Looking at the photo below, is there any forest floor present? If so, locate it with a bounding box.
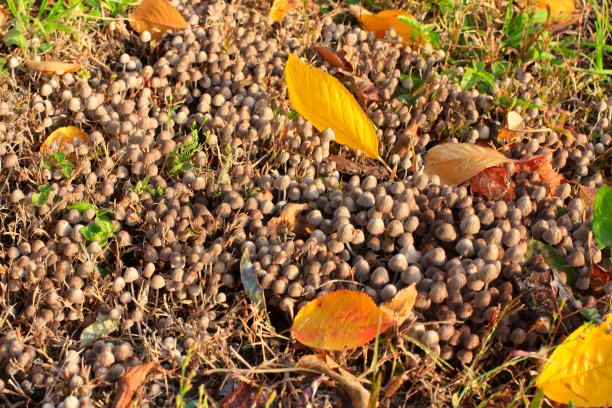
[0,0,611,407]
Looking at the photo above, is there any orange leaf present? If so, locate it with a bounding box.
[0,6,8,28]
[292,290,395,351]
[497,111,524,140]
[379,284,417,327]
[469,165,515,200]
[516,155,566,196]
[358,10,417,43]
[113,362,161,408]
[129,0,187,41]
[40,126,88,155]
[535,0,577,22]
[316,46,353,72]
[423,143,513,186]
[591,263,610,284]
[269,0,299,21]
[27,59,80,75]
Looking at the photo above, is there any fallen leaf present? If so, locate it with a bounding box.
[469,165,515,200]
[296,374,325,408]
[267,203,310,237]
[219,381,272,408]
[0,6,8,28]
[113,362,161,408]
[423,143,513,186]
[292,290,395,351]
[354,76,381,108]
[379,284,417,327]
[535,0,578,23]
[40,126,88,155]
[579,184,600,208]
[285,54,380,159]
[316,46,353,71]
[129,0,187,41]
[392,123,421,159]
[269,0,299,21]
[591,263,610,285]
[516,155,566,196]
[240,250,265,311]
[80,315,120,348]
[592,185,612,251]
[536,313,612,407]
[497,111,524,140]
[350,7,417,43]
[27,59,81,75]
[297,354,370,408]
[328,154,386,178]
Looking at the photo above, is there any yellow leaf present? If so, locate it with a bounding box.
[269,0,299,21]
[535,0,577,22]
[536,314,612,407]
[129,0,187,41]
[292,290,395,351]
[379,284,417,328]
[40,126,88,155]
[285,54,380,159]
[423,143,513,186]
[359,10,418,44]
[27,59,81,75]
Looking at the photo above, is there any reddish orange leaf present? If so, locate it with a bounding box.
[469,165,515,200]
[591,263,610,284]
[113,362,161,408]
[316,46,353,72]
[357,10,418,43]
[27,59,80,75]
[40,126,88,155]
[129,0,188,41]
[516,155,566,196]
[269,0,299,21]
[292,290,395,351]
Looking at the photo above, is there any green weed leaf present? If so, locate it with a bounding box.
[592,185,612,250]
[526,239,577,288]
[31,184,52,207]
[80,315,119,348]
[67,202,97,212]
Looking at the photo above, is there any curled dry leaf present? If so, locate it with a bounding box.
[579,184,599,208]
[328,154,386,178]
[296,354,370,408]
[316,46,353,72]
[469,165,515,200]
[129,0,187,41]
[267,203,310,237]
[536,314,612,407]
[27,59,80,75]
[291,289,395,351]
[285,54,380,159]
[40,126,88,155]
[423,143,513,186]
[497,111,524,140]
[590,263,610,285]
[392,122,421,159]
[379,283,417,327]
[113,362,161,408]
[269,0,299,21]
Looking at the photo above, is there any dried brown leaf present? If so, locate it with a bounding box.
[129,0,187,41]
[579,184,599,208]
[296,354,369,408]
[316,46,353,71]
[392,123,420,159]
[328,154,386,178]
[267,203,310,237]
[424,143,513,186]
[113,362,161,408]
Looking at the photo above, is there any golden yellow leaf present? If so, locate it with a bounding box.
[536,314,612,406]
[359,10,418,43]
[379,284,417,328]
[292,290,395,351]
[129,0,187,41]
[423,143,513,186]
[269,0,299,21]
[40,126,88,155]
[285,54,380,159]
[27,59,80,75]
